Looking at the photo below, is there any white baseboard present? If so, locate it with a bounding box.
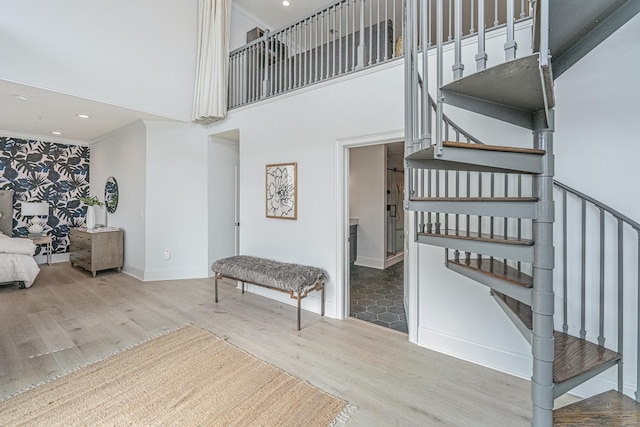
[418,326,532,380]
[142,267,208,281]
[123,264,144,280]
[354,256,385,269]
[417,326,636,400]
[384,253,403,268]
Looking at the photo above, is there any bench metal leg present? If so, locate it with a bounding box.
[242,281,245,294]
[297,293,301,331]
[214,275,218,303]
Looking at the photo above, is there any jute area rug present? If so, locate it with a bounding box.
[0,325,353,426]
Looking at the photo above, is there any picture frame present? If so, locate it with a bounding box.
[266,162,297,220]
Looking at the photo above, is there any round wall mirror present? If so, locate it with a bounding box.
[105,177,119,213]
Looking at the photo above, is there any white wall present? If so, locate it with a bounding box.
[230,4,270,51]
[554,13,640,222]
[90,121,147,278]
[208,134,240,273]
[0,0,198,121]
[349,145,386,269]
[144,122,210,280]
[550,13,640,398]
[205,63,405,317]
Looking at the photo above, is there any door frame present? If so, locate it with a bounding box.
[335,130,416,339]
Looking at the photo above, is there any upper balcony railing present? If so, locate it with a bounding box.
[228,0,533,110]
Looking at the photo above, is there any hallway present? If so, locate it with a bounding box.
[349,261,407,333]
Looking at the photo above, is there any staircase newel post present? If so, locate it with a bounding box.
[531,109,555,427]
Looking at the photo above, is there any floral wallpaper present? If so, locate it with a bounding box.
[0,136,90,254]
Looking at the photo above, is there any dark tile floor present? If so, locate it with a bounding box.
[349,261,407,333]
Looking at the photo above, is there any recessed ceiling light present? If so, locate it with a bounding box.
[15,95,29,101]
[51,131,63,135]
[282,1,290,6]
[76,114,90,119]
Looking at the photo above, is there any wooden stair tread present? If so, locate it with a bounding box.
[418,229,534,246]
[553,332,622,384]
[450,258,532,288]
[554,390,640,426]
[492,293,621,385]
[410,196,537,202]
[443,141,546,155]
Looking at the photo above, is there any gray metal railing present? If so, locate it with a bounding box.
[229,0,533,110]
[555,180,640,400]
[229,0,401,109]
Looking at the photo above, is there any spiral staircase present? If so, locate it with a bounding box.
[403,1,640,425]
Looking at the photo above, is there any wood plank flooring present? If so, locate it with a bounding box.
[0,263,578,426]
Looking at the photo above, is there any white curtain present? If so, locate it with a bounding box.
[192,0,231,123]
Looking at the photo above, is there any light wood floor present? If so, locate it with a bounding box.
[0,263,576,426]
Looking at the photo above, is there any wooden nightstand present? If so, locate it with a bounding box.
[69,227,123,277]
[29,235,53,265]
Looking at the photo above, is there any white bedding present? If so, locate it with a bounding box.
[0,233,40,288]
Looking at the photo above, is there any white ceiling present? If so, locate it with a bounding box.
[234,0,331,30]
[0,0,330,145]
[0,80,176,144]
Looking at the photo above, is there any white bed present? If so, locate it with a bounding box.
[0,190,41,288]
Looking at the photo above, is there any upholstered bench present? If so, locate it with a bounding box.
[211,255,328,330]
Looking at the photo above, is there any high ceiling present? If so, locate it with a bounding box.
[1,0,330,145]
[235,0,332,30]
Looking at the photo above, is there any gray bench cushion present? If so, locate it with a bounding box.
[211,255,328,293]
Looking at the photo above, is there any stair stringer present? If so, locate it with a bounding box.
[447,261,532,306]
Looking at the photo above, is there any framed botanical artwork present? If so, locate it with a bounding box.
[266,162,297,220]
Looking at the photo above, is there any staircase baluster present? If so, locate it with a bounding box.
[618,219,624,393]
[421,0,431,152]
[293,23,298,87]
[447,0,452,41]
[435,0,444,156]
[562,189,568,333]
[384,0,388,60]
[478,172,482,240]
[444,170,449,233]
[475,0,487,71]
[493,0,499,28]
[427,170,432,232]
[333,3,342,74]
[355,3,361,72]
[352,1,356,67]
[518,174,523,274]
[520,0,525,19]
[598,209,606,346]
[369,0,373,66]
[504,173,509,272]
[455,170,460,260]
[539,0,549,68]
[435,169,441,232]
[467,171,471,239]
[580,199,587,339]
[452,0,464,80]
[284,27,292,90]
[393,0,398,54]
[490,173,495,266]
[304,21,308,85]
[504,0,517,61]
[469,0,475,34]
[376,0,381,64]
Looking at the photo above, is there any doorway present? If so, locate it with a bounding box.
[207,130,240,275]
[347,141,407,333]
